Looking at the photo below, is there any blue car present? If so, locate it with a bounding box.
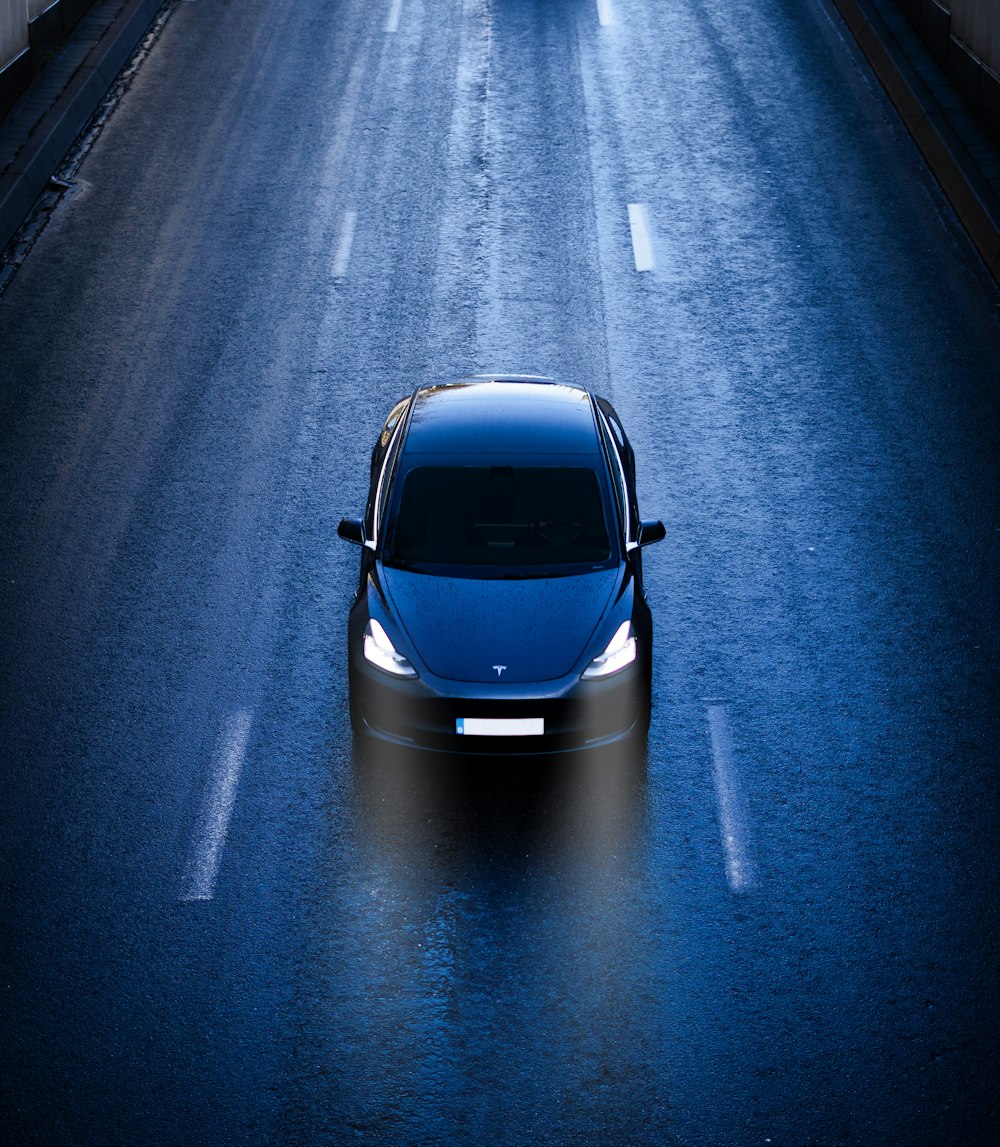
[337,376,665,756]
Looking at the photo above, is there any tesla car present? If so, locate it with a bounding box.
[337,375,665,755]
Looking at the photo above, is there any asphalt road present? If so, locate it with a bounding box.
[1,0,999,1143]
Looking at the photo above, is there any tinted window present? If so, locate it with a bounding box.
[384,465,615,576]
[366,408,408,543]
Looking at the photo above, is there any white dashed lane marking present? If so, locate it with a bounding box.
[333,209,357,279]
[706,703,756,893]
[627,203,655,271]
[180,709,253,902]
[385,0,403,34]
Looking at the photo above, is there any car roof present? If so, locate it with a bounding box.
[402,377,602,456]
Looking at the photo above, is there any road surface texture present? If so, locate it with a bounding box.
[1,0,998,1143]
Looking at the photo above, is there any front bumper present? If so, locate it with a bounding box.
[349,657,648,757]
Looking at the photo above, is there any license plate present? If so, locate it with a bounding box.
[456,717,544,737]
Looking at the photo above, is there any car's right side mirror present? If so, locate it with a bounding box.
[638,519,666,546]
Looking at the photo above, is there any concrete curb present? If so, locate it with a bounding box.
[0,0,165,257]
[828,0,1000,287]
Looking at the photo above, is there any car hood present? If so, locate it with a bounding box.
[380,566,620,682]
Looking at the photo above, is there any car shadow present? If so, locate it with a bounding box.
[351,737,649,873]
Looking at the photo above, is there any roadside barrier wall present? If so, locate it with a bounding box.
[896,0,1000,141]
[1,0,97,119]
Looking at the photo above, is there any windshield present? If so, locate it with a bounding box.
[383,464,617,577]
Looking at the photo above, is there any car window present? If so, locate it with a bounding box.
[384,465,617,577]
[369,397,409,487]
[595,412,632,543]
[379,398,409,451]
[366,402,409,543]
[605,406,626,450]
[596,398,635,478]
[596,403,640,544]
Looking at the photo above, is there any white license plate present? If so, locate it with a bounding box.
[456,717,544,737]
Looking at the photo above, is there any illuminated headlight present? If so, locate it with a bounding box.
[582,620,636,679]
[363,619,417,678]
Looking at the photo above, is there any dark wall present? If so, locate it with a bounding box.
[1,0,99,121]
[895,0,1000,143]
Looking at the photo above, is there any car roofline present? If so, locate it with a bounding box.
[453,372,557,384]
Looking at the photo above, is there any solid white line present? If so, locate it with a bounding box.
[385,0,403,34]
[180,709,253,901]
[706,705,755,892]
[332,210,357,279]
[627,203,655,271]
[596,0,614,27]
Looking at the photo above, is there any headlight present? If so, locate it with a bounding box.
[363,619,417,677]
[582,620,636,679]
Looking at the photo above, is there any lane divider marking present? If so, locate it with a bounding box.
[627,203,655,271]
[597,0,615,27]
[385,0,403,34]
[333,209,357,279]
[180,709,253,902]
[706,704,756,893]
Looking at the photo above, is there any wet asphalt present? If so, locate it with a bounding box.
[1,0,999,1143]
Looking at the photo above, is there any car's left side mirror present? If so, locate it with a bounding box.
[337,518,365,545]
[638,519,666,547]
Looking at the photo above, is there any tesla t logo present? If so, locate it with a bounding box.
[493,665,507,676]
